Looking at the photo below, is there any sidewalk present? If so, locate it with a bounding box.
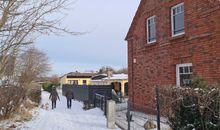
[16,91,120,130]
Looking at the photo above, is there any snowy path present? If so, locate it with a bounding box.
[19,90,119,130]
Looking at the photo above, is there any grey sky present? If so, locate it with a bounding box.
[36,0,140,75]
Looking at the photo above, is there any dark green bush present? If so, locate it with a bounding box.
[42,83,53,92]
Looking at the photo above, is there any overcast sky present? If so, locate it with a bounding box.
[36,0,141,76]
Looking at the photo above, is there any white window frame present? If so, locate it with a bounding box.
[171,3,185,37]
[147,15,156,44]
[176,63,192,86]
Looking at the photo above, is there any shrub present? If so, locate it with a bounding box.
[168,88,220,130]
[0,87,24,119]
[161,76,220,130]
[42,83,53,92]
[191,75,207,89]
[28,89,41,104]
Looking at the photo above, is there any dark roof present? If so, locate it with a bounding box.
[65,72,97,78]
[91,74,107,80]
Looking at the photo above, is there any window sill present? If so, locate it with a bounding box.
[169,33,186,41]
[145,42,157,48]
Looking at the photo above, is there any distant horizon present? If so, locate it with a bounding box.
[36,0,141,76]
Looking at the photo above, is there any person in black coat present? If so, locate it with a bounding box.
[65,89,74,109]
[49,87,60,109]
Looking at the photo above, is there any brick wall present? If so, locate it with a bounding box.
[126,0,220,113]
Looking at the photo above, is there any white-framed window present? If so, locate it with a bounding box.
[176,63,193,86]
[147,16,156,44]
[171,3,185,37]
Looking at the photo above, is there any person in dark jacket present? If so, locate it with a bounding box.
[49,87,60,109]
[65,89,74,109]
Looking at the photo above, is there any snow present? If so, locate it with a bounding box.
[16,90,120,130]
[103,74,128,80]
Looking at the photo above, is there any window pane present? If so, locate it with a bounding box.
[173,4,184,35]
[184,66,189,73]
[177,64,193,87]
[174,13,184,34]
[180,74,192,86]
[148,17,156,42]
[179,67,184,73]
[149,24,156,41]
[190,66,193,73]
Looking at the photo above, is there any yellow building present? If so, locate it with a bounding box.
[60,72,96,86]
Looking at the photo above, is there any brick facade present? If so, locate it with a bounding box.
[126,0,220,113]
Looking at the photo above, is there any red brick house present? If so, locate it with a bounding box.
[126,0,220,113]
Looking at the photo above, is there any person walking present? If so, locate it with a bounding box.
[65,89,74,109]
[49,87,60,109]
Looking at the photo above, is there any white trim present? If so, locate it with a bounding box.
[176,63,192,86]
[171,2,185,37]
[147,15,156,44]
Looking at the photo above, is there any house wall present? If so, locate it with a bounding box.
[60,76,92,85]
[127,0,220,113]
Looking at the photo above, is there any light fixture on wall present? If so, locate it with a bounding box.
[133,58,137,64]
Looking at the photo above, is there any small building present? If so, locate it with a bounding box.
[60,72,96,86]
[91,73,128,97]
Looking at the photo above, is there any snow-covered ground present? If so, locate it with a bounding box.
[16,90,120,130]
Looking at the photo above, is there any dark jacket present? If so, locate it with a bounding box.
[65,91,74,99]
[49,90,60,101]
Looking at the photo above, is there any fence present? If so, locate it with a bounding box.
[115,86,170,130]
[94,93,112,116]
[116,85,220,130]
[62,84,112,107]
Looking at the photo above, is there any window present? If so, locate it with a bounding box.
[171,3,185,37]
[68,80,78,85]
[176,63,193,86]
[147,16,156,43]
[83,80,87,85]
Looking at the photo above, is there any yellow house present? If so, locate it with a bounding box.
[60,72,96,86]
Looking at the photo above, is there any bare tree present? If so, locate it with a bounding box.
[115,68,128,74]
[49,74,60,86]
[16,47,50,88]
[0,0,80,81]
[98,66,115,74]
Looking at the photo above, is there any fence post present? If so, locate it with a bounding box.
[94,94,96,108]
[101,97,103,110]
[127,101,130,130]
[104,96,107,116]
[156,86,160,130]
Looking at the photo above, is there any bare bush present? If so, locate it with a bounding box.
[0,86,24,119]
[0,0,79,120]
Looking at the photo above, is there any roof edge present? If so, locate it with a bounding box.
[125,0,145,41]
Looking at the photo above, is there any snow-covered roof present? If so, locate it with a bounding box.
[91,74,128,81]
